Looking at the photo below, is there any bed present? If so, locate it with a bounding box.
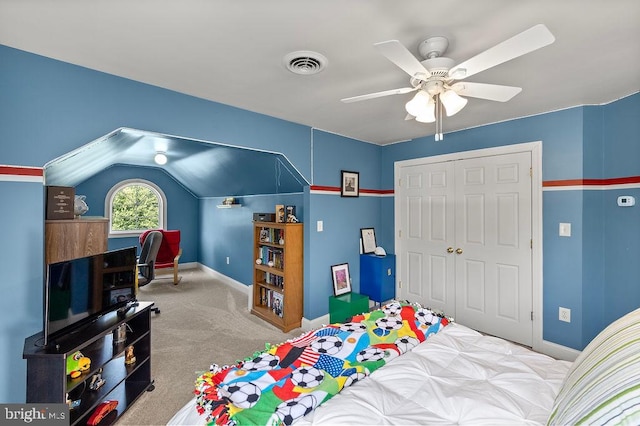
[168,301,640,426]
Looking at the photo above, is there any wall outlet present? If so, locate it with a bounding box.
[226,257,230,265]
[559,307,571,323]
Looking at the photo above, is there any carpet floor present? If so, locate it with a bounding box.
[115,267,304,425]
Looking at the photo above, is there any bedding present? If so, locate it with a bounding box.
[169,300,574,426]
[186,301,449,425]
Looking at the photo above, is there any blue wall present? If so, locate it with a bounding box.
[75,165,200,260]
[1,43,639,403]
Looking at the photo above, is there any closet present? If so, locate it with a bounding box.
[395,143,541,346]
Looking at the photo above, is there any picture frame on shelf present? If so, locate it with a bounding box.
[340,170,359,197]
[331,263,352,296]
[360,227,377,254]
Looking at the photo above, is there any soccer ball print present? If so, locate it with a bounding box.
[224,381,261,409]
[415,308,438,325]
[356,346,385,362]
[311,335,343,355]
[275,394,318,425]
[339,322,367,333]
[242,353,280,371]
[395,335,420,353]
[376,316,404,331]
[291,366,325,388]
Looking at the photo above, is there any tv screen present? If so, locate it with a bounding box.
[44,246,137,347]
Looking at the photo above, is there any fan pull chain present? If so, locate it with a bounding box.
[435,94,443,141]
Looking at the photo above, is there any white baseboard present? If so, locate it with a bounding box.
[302,315,330,332]
[542,339,581,362]
[197,264,251,298]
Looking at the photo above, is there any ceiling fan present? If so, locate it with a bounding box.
[341,24,555,140]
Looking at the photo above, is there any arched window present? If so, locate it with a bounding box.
[106,179,167,237]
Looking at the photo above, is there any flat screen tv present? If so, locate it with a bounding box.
[44,246,137,347]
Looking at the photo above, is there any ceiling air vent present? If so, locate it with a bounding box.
[283,51,327,75]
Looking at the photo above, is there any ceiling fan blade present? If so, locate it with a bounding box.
[449,24,555,79]
[451,82,522,102]
[373,40,431,79]
[341,87,417,103]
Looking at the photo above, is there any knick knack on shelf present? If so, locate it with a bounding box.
[125,345,136,365]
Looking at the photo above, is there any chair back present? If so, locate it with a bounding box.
[139,229,181,268]
[138,230,163,283]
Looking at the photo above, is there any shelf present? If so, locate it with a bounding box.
[23,302,154,426]
[251,222,302,332]
[216,204,242,208]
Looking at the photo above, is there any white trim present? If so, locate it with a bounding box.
[542,339,581,362]
[544,183,640,191]
[0,175,43,183]
[105,178,167,237]
[394,141,544,352]
[302,314,330,332]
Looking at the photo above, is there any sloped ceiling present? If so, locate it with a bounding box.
[44,128,308,198]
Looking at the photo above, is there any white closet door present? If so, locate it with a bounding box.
[397,161,456,315]
[454,152,532,345]
[396,149,533,346]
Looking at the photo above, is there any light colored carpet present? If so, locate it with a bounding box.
[115,267,304,425]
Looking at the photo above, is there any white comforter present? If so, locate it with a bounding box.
[168,323,571,425]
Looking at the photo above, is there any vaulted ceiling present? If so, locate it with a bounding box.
[44,128,307,198]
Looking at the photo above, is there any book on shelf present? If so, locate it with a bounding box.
[259,227,285,245]
[272,291,283,317]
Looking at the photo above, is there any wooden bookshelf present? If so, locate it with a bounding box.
[251,221,303,332]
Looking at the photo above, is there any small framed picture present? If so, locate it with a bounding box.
[360,228,377,254]
[331,263,352,296]
[341,170,359,197]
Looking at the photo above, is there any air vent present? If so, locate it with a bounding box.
[283,51,327,75]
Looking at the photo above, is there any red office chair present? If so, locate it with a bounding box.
[139,229,182,284]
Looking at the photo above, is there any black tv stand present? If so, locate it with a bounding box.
[117,300,139,318]
[23,301,155,426]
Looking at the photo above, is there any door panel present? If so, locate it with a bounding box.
[398,162,455,314]
[454,152,532,345]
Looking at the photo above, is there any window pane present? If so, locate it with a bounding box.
[111,185,160,231]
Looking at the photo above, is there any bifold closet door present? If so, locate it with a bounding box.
[397,151,533,346]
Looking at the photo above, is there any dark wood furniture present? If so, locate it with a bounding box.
[251,221,303,332]
[23,302,154,426]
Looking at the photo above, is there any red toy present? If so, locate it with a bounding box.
[87,400,118,426]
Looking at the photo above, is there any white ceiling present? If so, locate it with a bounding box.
[1,0,639,145]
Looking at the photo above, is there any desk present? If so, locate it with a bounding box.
[329,293,369,324]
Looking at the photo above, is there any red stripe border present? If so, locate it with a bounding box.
[0,165,44,177]
[543,176,640,187]
[310,185,393,195]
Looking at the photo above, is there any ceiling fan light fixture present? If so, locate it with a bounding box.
[440,89,468,116]
[154,152,168,165]
[415,97,436,123]
[405,91,432,117]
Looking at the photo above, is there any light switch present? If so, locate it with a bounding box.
[317,220,323,232]
[559,222,571,237]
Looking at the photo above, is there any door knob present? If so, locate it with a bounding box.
[456,248,463,254]
[447,247,454,253]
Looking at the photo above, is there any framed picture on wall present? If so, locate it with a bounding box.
[360,227,377,254]
[331,263,352,296]
[341,170,359,197]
